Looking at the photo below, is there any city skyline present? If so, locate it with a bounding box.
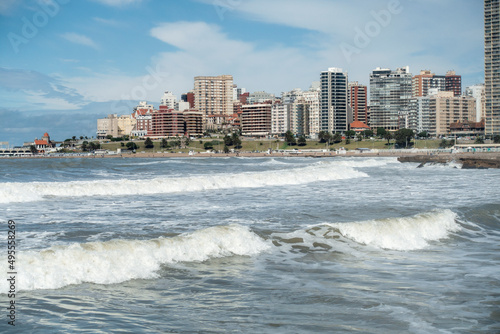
[0,0,484,145]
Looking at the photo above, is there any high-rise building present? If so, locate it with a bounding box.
[320,67,348,133]
[465,84,486,122]
[412,70,446,97]
[485,0,500,135]
[303,88,320,136]
[241,104,272,136]
[194,75,233,127]
[369,67,412,131]
[290,98,309,136]
[348,82,368,125]
[432,91,476,136]
[445,71,462,97]
[160,91,177,110]
[271,103,290,135]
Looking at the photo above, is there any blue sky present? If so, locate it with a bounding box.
[0,0,484,145]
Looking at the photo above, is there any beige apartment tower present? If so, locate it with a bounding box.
[194,75,234,127]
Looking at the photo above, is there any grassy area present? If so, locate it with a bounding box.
[99,138,445,153]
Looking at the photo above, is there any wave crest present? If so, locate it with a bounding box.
[1,225,270,292]
[0,161,367,203]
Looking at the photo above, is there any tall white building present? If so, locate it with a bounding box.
[160,91,177,110]
[465,84,486,122]
[271,103,290,135]
[320,67,348,133]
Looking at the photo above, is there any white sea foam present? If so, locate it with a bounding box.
[273,210,460,252]
[327,209,460,251]
[0,161,367,203]
[0,225,270,292]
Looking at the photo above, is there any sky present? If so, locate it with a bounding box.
[0,0,484,146]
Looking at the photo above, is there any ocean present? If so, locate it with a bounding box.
[0,156,499,333]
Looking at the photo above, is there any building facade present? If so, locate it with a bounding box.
[432,92,476,136]
[465,84,486,122]
[241,104,272,136]
[485,0,500,135]
[194,75,234,127]
[348,82,368,125]
[445,71,462,97]
[271,103,290,135]
[412,70,446,97]
[131,101,155,137]
[97,114,136,139]
[320,67,348,133]
[303,89,320,136]
[160,91,177,110]
[369,67,412,131]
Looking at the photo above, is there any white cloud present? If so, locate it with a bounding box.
[60,33,99,49]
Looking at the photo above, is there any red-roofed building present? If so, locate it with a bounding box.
[349,121,370,133]
[33,132,55,153]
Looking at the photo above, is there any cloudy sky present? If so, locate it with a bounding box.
[0,0,484,145]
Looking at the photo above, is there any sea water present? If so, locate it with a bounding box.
[0,156,498,333]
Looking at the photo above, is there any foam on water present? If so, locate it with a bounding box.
[0,225,270,292]
[273,210,460,252]
[0,161,368,203]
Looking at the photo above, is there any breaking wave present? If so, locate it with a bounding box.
[0,225,270,292]
[273,210,461,252]
[0,161,368,203]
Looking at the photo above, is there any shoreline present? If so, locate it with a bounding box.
[3,150,500,162]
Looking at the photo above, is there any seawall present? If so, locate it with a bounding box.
[398,153,500,169]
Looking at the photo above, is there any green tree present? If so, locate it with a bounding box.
[345,130,356,139]
[144,137,154,149]
[81,141,89,152]
[223,145,230,153]
[285,130,296,146]
[394,128,415,148]
[440,139,453,148]
[232,133,242,149]
[357,134,363,142]
[184,137,191,147]
[377,128,387,138]
[204,141,214,150]
[332,132,342,143]
[160,138,169,148]
[29,145,37,154]
[318,131,332,144]
[224,134,233,146]
[384,132,393,145]
[106,135,113,140]
[418,131,429,138]
[297,135,307,146]
[126,142,138,150]
[475,136,485,144]
[494,135,500,144]
[89,142,101,151]
[362,130,374,138]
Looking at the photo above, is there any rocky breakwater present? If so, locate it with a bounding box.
[398,153,500,169]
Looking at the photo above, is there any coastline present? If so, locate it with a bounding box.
[3,150,500,168]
